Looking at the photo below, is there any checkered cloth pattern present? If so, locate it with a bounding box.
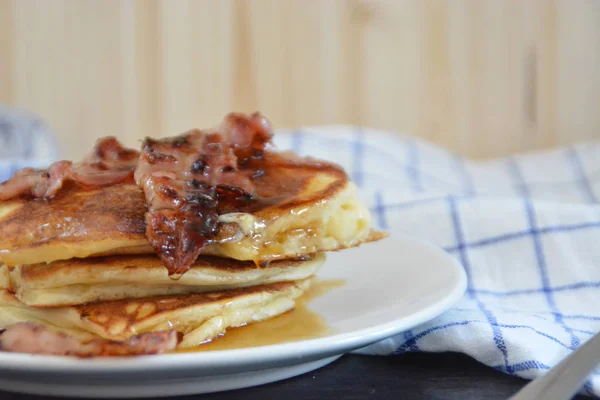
[275,127,600,397]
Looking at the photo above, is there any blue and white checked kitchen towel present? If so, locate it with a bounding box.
[275,127,600,397]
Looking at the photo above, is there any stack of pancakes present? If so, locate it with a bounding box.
[0,157,377,351]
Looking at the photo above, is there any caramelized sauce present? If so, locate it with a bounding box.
[139,113,349,278]
[139,112,330,277]
[175,278,345,352]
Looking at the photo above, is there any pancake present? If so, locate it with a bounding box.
[1,253,323,307]
[0,279,311,348]
[0,264,9,291]
[0,160,371,266]
[0,182,148,266]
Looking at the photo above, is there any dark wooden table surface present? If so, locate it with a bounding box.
[0,352,589,400]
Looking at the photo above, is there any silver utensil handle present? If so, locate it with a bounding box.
[509,331,600,400]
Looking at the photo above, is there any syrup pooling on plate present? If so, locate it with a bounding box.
[176,278,345,352]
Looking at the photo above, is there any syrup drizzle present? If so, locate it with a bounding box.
[176,279,345,352]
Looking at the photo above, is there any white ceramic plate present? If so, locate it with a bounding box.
[0,236,466,398]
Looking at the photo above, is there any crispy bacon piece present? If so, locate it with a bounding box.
[0,137,139,200]
[0,160,72,200]
[134,112,272,277]
[69,136,139,186]
[0,323,178,357]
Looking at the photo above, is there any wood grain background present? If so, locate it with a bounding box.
[0,0,599,159]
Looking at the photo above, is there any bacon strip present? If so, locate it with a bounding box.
[0,137,139,200]
[69,136,139,186]
[0,160,72,201]
[0,323,178,357]
[134,112,272,277]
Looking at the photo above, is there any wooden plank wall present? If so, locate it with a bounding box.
[0,0,599,159]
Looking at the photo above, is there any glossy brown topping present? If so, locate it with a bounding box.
[0,112,350,277]
[134,112,274,277]
[0,137,139,200]
[0,322,178,357]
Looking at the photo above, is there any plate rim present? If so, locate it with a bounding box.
[0,236,467,375]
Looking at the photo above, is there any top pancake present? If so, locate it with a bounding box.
[0,159,371,266]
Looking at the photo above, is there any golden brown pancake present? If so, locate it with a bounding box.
[0,182,148,266]
[0,160,371,266]
[1,253,323,307]
[0,279,311,348]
